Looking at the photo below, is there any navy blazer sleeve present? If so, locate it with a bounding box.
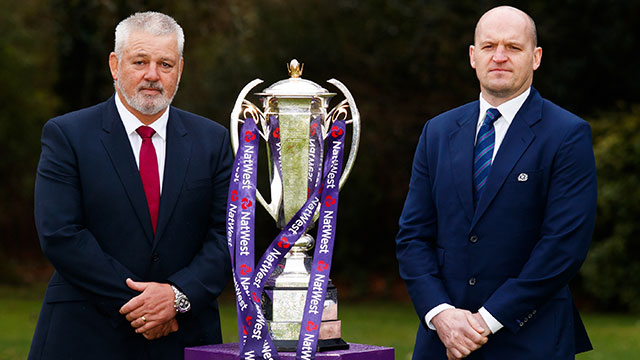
[396,120,451,320]
[35,119,138,305]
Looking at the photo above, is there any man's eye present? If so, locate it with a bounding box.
[161,62,172,68]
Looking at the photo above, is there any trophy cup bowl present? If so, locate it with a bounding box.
[230,59,360,352]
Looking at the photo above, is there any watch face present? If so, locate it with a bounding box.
[176,295,190,312]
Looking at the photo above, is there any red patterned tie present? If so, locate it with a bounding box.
[136,126,160,233]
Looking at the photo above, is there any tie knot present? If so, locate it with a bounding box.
[484,108,501,126]
[136,126,155,139]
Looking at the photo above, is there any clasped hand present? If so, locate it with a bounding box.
[432,308,490,359]
[119,278,179,340]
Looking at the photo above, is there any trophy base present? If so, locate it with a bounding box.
[274,338,350,352]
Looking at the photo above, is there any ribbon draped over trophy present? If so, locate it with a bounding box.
[226,60,360,360]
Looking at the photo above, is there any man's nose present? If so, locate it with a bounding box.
[492,46,508,62]
[144,63,160,81]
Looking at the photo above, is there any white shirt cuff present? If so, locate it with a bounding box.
[424,303,455,330]
[478,306,503,334]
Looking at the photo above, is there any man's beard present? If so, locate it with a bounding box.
[117,78,179,115]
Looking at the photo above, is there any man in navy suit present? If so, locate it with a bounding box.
[396,6,597,360]
[29,12,232,359]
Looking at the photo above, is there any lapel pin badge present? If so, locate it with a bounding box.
[518,173,528,182]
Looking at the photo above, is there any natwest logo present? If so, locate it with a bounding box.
[277,236,290,249]
[240,264,252,276]
[317,260,329,272]
[330,125,343,138]
[324,195,336,207]
[306,320,318,332]
[244,130,256,142]
[241,197,253,209]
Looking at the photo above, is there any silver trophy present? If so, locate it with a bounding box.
[230,60,360,351]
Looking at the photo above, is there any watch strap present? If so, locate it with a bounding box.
[171,285,191,313]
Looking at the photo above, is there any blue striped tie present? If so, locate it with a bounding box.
[473,108,500,206]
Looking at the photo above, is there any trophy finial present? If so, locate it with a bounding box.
[287,59,303,78]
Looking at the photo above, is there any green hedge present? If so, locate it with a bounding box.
[581,104,640,313]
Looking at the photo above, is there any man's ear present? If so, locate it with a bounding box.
[532,47,542,71]
[109,52,119,81]
[469,45,476,69]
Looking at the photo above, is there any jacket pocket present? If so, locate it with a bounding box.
[45,283,88,303]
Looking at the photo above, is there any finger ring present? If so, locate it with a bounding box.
[141,316,147,323]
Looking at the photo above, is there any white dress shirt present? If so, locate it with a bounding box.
[114,94,169,193]
[424,87,532,334]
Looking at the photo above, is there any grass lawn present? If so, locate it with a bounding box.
[0,284,46,360]
[2,284,639,359]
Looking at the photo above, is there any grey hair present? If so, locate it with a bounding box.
[114,11,184,59]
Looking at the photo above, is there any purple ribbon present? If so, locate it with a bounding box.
[226,118,346,360]
[269,115,283,181]
[297,122,345,359]
[226,121,260,346]
[307,115,324,198]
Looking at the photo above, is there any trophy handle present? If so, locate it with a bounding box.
[230,79,281,221]
[326,78,360,190]
[230,78,264,153]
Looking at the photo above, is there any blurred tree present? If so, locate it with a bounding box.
[0,0,59,280]
[50,0,114,112]
[581,104,640,313]
[1,0,639,308]
[530,0,640,115]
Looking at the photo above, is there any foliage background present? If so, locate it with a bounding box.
[1,0,639,313]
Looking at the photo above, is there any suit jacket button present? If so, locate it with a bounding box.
[152,253,160,262]
[469,235,478,243]
[468,277,477,286]
[519,321,524,327]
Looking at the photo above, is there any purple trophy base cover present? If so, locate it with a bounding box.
[185,343,394,360]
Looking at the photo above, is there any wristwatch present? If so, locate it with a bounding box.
[171,285,191,313]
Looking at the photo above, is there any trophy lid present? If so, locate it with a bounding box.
[255,59,336,98]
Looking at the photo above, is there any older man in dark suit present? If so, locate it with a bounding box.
[29,11,231,359]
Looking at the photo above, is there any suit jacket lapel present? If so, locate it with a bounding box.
[154,108,191,245]
[449,104,479,223]
[472,89,542,227]
[99,96,155,243]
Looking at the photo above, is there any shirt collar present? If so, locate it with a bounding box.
[115,93,169,140]
[478,87,531,127]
